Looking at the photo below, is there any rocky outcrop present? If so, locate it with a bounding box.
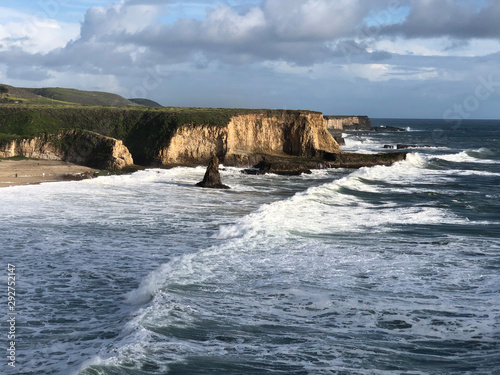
[196,155,230,189]
[159,112,341,166]
[324,116,372,131]
[0,130,133,170]
[241,152,407,175]
[243,158,313,176]
[372,126,406,132]
[383,144,433,150]
[316,151,407,168]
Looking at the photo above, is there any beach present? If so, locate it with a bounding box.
[0,159,98,188]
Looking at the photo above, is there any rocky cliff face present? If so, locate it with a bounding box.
[158,112,340,166]
[0,136,63,160]
[324,116,372,131]
[0,130,133,169]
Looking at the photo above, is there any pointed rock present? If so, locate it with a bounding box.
[196,155,230,189]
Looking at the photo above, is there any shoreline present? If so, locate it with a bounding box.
[0,150,407,188]
[0,159,99,188]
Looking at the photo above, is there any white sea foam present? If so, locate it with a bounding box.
[93,196,500,374]
[341,134,382,153]
[215,153,472,240]
[436,148,499,164]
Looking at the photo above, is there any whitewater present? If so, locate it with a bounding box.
[1,119,499,374]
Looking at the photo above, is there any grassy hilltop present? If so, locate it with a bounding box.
[0,84,163,107]
[22,87,139,107]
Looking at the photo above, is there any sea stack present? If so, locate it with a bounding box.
[196,155,230,189]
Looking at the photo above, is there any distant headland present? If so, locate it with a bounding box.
[324,115,372,131]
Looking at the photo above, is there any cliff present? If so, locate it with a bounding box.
[0,106,336,166]
[324,116,372,131]
[158,111,341,166]
[0,106,405,171]
[0,130,133,169]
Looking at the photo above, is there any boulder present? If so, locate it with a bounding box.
[196,155,230,189]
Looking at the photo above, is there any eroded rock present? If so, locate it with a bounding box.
[196,155,230,189]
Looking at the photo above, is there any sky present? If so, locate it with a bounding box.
[1,0,499,119]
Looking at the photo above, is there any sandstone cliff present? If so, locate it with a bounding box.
[158,111,340,166]
[0,130,133,170]
[324,116,371,131]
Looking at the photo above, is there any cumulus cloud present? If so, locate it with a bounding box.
[0,0,403,76]
[79,1,164,41]
[111,0,392,67]
[263,0,365,40]
[0,6,79,54]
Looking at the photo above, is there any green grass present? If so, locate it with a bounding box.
[22,87,139,107]
[2,96,76,106]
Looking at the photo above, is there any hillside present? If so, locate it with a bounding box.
[129,98,162,107]
[0,85,40,101]
[21,87,139,107]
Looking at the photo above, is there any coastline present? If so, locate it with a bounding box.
[0,159,99,188]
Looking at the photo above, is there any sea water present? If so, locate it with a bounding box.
[1,119,499,374]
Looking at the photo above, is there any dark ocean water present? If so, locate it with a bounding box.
[1,119,499,374]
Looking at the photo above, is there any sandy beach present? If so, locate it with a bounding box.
[0,159,99,188]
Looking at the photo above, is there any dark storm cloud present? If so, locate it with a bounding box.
[381,0,500,39]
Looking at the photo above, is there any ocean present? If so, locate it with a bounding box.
[2,119,499,375]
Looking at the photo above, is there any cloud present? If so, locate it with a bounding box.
[1,0,500,118]
[263,0,365,41]
[381,0,500,40]
[113,0,396,67]
[79,1,164,41]
[7,65,53,81]
[0,7,79,54]
[3,1,500,78]
[0,0,402,76]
